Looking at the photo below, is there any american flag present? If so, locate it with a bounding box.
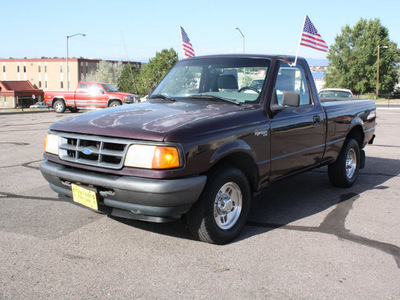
[300,16,328,52]
[180,26,195,58]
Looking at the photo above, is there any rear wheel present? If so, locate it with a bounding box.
[53,100,66,113]
[109,100,121,107]
[328,138,360,187]
[68,107,79,113]
[186,165,251,244]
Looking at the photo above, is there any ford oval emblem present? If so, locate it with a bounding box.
[82,148,92,155]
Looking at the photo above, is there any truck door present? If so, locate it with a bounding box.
[76,83,109,108]
[75,83,90,107]
[269,62,325,180]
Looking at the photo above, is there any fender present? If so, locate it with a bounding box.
[210,139,254,164]
[52,97,66,106]
[107,98,122,106]
[349,116,364,130]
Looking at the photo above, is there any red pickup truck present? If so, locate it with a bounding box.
[44,82,140,113]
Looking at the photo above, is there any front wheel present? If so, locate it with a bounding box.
[328,138,360,188]
[186,165,251,244]
[109,100,121,107]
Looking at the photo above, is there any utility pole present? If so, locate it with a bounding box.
[66,33,86,91]
[376,44,388,97]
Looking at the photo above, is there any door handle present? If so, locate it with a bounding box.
[313,115,321,124]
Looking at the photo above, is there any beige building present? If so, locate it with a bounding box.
[0,58,141,92]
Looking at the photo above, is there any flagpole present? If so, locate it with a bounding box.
[293,15,307,67]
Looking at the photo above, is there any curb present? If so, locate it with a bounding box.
[0,109,55,115]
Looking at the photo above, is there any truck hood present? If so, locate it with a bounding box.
[108,92,137,97]
[50,100,251,142]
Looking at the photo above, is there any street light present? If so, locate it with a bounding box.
[236,27,245,53]
[66,33,86,91]
[376,44,388,97]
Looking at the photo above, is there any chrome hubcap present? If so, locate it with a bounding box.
[346,148,357,178]
[214,182,242,230]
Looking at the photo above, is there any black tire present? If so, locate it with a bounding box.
[328,138,360,188]
[109,100,121,107]
[68,107,79,113]
[186,165,251,244]
[53,99,66,113]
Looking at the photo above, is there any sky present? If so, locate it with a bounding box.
[2,0,400,64]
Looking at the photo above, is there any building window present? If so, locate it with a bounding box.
[60,65,63,73]
[24,66,26,73]
[38,66,41,72]
[45,66,47,73]
[2,66,5,72]
[39,81,42,88]
[61,81,63,89]
[45,81,48,88]
[17,66,20,72]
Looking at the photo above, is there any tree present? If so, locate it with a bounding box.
[325,18,400,95]
[118,63,140,94]
[135,48,178,96]
[84,60,124,87]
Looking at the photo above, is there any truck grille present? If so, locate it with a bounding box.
[57,133,130,169]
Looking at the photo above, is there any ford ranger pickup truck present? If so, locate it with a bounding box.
[44,82,140,113]
[40,55,376,244]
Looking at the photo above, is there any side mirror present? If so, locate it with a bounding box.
[282,91,300,107]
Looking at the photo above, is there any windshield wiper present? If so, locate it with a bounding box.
[190,94,240,105]
[149,94,176,102]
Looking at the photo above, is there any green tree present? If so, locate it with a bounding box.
[325,18,400,95]
[118,63,140,94]
[84,60,123,87]
[136,48,178,96]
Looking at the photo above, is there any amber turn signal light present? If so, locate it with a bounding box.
[152,147,180,169]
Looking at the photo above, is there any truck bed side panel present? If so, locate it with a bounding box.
[322,99,376,162]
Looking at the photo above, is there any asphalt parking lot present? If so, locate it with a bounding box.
[0,109,399,299]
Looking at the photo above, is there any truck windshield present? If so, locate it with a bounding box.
[102,83,119,92]
[152,57,271,104]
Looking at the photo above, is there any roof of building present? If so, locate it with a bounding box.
[0,80,37,91]
[0,58,142,65]
[0,80,43,96]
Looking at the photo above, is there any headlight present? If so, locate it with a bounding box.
[124,145,180,169]
[44,133,59,155]
[367,110,376,120]
[123,96,133,101]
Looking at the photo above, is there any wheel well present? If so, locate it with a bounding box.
[347,125,364,148]
[209,152,258,193]
[108,99,122,106]
[52,98,65,106]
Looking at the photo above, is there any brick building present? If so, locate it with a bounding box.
[0,80,44,108]
[0,58,141,92]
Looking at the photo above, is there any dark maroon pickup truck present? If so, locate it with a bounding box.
[40,55,376,244]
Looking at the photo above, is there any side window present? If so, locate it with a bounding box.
[90,84,104,94]
[77,83,89,92]
[274,63,311,106]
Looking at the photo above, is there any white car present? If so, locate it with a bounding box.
[319,88,354,99]
[30,102,50,108]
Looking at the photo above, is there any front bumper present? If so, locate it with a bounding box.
[40,160,207,222]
